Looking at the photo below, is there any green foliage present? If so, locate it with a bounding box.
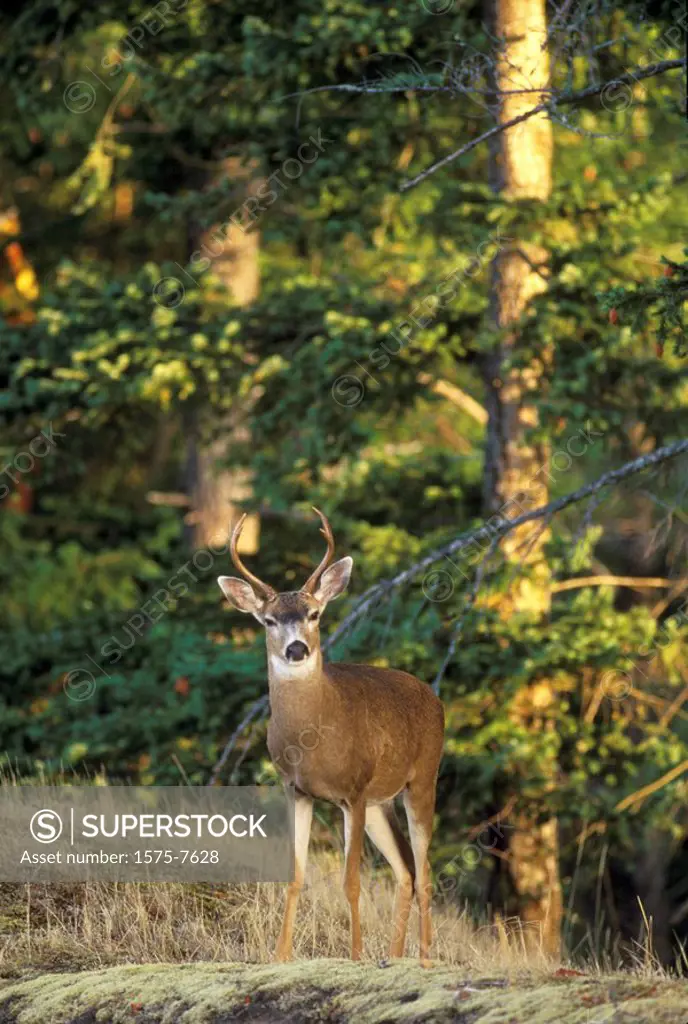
[599,250,688,359]
[0,516,160,629]
[0,585,266,786]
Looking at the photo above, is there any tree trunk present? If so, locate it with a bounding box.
[633,829,674,965]
[185,158,261,553]
[483,0,563,955]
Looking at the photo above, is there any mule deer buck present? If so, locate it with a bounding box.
[218,508,444,963]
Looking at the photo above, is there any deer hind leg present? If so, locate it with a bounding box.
[275,791,313,962]
[342,800,366,960]
[403,783,436,966]
[365,802,416,958]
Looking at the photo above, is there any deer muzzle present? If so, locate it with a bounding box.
[285,640,309,663]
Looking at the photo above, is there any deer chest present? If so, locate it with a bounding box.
[267,719,361,801]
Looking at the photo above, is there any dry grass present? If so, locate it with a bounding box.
[0,852,562,976]
[1,850,678,984]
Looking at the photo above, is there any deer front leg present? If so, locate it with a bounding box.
[342,800,366,961]
[276,791,313,962]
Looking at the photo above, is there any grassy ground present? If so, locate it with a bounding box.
[1,857,687,1022]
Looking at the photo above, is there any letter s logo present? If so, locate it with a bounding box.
[30,809,63,843]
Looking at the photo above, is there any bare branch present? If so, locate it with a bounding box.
[326,439,688,649]
[207,695,268,786]
[401,59,685,192]
[552,575,688,593]
[416,372,489,425]
[615,758,688,813]
[651,578,688,619]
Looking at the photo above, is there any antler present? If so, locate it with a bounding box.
[301,506,336,594]
[230,514,276,598]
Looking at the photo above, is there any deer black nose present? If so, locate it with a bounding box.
[285,641,309,662]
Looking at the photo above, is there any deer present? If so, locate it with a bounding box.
[217,508,445,965]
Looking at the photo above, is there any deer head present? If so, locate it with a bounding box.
[217,508,352,671]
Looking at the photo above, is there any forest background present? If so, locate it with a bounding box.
[1,0,687,967]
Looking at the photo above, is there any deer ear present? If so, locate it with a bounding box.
[217,576,263,614]
[314,556,353,604]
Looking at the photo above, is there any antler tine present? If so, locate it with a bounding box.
[301,506,336,594]
[230,514,275,598]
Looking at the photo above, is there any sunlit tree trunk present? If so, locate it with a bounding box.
[186,159,261,553]
[483,0,563,955]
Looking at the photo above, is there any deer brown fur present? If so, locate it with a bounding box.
[218,508,445,964]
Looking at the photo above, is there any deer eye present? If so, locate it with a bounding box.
[308,611,320,622]
[264,617,277,627]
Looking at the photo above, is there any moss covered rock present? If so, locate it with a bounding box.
[0,961,686,1023]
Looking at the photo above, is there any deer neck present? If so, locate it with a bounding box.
[267,648,328,731]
